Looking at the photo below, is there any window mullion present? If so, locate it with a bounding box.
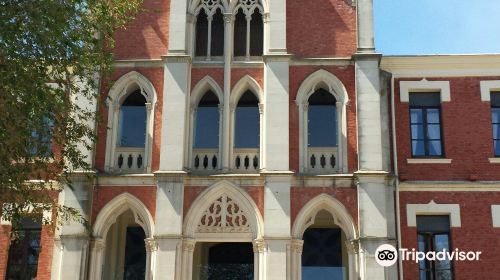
[245,14,251,60]
[207,15,213,60]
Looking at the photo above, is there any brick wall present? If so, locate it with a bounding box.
[400,191,500,280]
[113,0,170,59]
[395,77,500,181]
[287,0,357,58]
[289,66,358,172]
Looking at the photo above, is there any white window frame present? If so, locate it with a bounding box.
[295,69,349,174]
[187,76,224,171]
[399,79,451,103]
[104,71,157,173]
[406,200,461,227]
[229,75,264,171]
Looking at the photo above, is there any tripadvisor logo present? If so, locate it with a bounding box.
[375,244,482,267]
[375,244,398,267]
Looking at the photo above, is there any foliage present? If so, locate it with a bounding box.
[0,0,142,229]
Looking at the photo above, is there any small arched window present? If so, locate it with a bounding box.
[308,88,337,148]
[118,90,147,148]
[195,91,220,149]
[195,6,224,58]
[235,90,260,148]
[233,5,263,58]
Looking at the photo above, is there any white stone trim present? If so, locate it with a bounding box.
[406,158,452,164]
[491,205,500,227]
[292,194,357,240]
[93,192,154,238]
[480,80,500,101]
[89,193,155,280]
[406,200,461,227]
[399,79,451,103]
[183,180,264,240]
[489,158,500,164]
[104,71,157,173]
[291,194,358,280]
[295,69,349,173]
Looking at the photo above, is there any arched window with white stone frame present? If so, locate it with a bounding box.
[190,0,226,60]
[188,76,224,172]
[291,194,359,280]
[230,75,264,172]
[296,70,349,174]
[232,0,265,59]
[88,193,156,280]
[104,71,157,174]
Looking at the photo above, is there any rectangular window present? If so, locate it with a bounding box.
[417,215,453,280]
[491,92,500,156]
[6,217,42,280]
[409,93,444,157]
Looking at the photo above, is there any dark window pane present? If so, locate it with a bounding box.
[308,106,337,147]
[409,92,441,107]
[249,10,263,56]
[495,140,500,156]
[205,243,254,280]
[428,140,443,156]
[411,124,424,140]
[302,228,344,280]
[6,218,42,280]
[491,92,500,107]
[412,140,425,156]
[211,8,224,56]
[410,109,423,124]
[195,107,220,148]
[195,9,208,56]
[123,227,146,280]
[235,90,259,148]
[417,216,450,233]
[233,9,246,56]
[118,107,146,147]
[195,91,220,148]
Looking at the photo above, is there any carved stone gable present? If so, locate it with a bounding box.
[197,194,251,233]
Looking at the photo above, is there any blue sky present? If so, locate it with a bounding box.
[374,0,500,55]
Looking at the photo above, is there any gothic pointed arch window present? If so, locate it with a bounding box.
[104,72,157,174]
[194,0,225,59]
[233,90,261,171]
[296,70,349,174]
[233,0,264,59]
[192,90,222,171]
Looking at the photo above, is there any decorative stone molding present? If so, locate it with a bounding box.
[91,238,105,251]
[184,180,264,240]
[406,200,461,227]
[407,158,452,164]
[197,194,251,233]
[345,239,360,254]
[480,80,500,101]
[289,239,304,254]
[399,79,451,103]
[182,238,196,252]
[252,239,267,253]
[292,194,357,240]
[144,238,157,252]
